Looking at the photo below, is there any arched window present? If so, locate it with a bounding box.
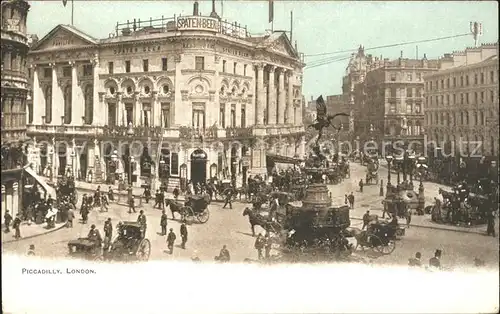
[44,86,52,123]
[84,85,93,124]
[64,85,72,124]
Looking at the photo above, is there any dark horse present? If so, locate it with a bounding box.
[164,198,186,220]
[242,207,281,236]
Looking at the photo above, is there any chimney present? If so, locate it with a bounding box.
[193,1,199,16]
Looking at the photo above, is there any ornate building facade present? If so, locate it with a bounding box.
[1,0,30,219]
[345,47,439,148]
[26,5,305,190]
[424,43,499,157]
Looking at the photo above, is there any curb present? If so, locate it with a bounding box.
[349,216,489,235]
[1,221,67,244]
[75,186,143,198]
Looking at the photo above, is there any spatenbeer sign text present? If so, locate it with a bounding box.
[177,16,219,32]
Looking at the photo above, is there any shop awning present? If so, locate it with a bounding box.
[266,153,303,165]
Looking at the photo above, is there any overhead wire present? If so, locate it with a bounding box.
[304,33,470,58]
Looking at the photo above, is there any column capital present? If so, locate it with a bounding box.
[117,92,123,101]
[152,91,159,101]
[68,61,76,67]
[286,70,294,77]
[30,63,37,69]
[255,62,265,70]
[49,62,56,68]
[268,65,276,72]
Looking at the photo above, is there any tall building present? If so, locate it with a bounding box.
[1,0,30,218]
[349,50,439,147]
[424,43,499,157]
[26,3,305,190]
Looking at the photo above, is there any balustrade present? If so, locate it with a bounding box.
[225,127,253,138]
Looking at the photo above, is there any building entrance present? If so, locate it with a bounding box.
[190,149,207,185]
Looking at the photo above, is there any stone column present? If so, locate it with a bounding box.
[93,138,101,183]
[98,92,106,125]
[152,92,159,127]
[72,138,79,178]
[69,61,79,125]
[92,57,100,125]
[268,65,277,125]
[31,65,42,125]
[250,139,267,176]
[226,146,232,178]
[1,185,6,224]
[256,63,265,125]
[173,53,183,126]
[287,71,294,125]
[6,185,13,218]
[278,69,286,125]
[49,63,59,124]
[117,93,124,126]
[134,92,141,126]
[236,146,243,187]
[12,183,19,218]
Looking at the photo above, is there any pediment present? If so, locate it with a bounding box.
[267,34,298,58]
[31,25,97,52]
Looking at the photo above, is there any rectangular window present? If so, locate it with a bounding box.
[480,73,484,84]
[170,153,179,176]
[460,76,464,86]
[491,90,495,102]
[453,94,456,104]
[243,64,247,76]
[407,73,412,81]
[143,59,149,72]
[446,94,450,105]
[222,60,226,72]
[108,103,116,126]
[475,92,478,103]
[441,79,444,89]
[390,73,396,81]
[162,106,170,128]
[415,103,421,114]
[108,62,114,74]
[125,60,131,73]
[83,64,92,76]
[490,71,495,83]
[233,62,237,74]
[453,77,456,87]
[125,104,133,125]
[446,78,450,88]
[162,57,168,71]
[219,105,225,128]
[142,109,150,127]
[466,93,469,104]
[389,102,396,113]
[192,109,206,129]
[460,94,464,104]
[429,81,433,90]
[390,88,396,98]
[481,91,484,102]
[474,74,478,85]
[440,95,444,105]
[466,75,469,86]
[241,108,246,127]
[195,56,204,70]
[63,66,71,78]
[407,88,413,97]
[406,102,412,113]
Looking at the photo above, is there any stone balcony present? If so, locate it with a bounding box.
[27,124,101,136]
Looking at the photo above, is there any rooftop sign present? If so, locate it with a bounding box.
[176,16,220,32]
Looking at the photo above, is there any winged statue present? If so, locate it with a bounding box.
[308,95,349,146]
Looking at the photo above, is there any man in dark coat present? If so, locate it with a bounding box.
[173,187,180,200]
[429,249,442,269]
[137,210,147,238]
[167,228,176,254]
[216,245,230,262]
[408,252,422,267]
[12,214,22,239]
[4,210,12,233]
[154,189,161,209]
[128,195,136,213]
[88,224,102,251]
[103,218,113,249]
[180,223,188,249]
[264,235,272,259]
[348,192,355,209]
[223,189,234,209]
[486,210,496,237]
[81,202,89,224]
[143,186,151,204]
[254,233,264,260]
[66,208,75,228]
[362,210,370,230]
[160,210,168,236]
[359,179,364,192]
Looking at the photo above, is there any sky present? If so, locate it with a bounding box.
[27,0,499,99]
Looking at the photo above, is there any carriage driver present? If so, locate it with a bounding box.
[88,224,103,251]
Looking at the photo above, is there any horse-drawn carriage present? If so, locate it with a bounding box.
[209,179,236,201]
[181,194,210,224]
[67,222,151,262]
[365,160,379,185]
[432,187,491,225]
[347,221,397,255]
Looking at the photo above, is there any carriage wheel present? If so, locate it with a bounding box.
[181,206,195,224]
[136,239,151,261]
[374,236,395,255]
[197,208,210,223]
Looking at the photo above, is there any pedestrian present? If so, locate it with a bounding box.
[223,189,233,209]
[180,223,188,249]
[254,233,264,260]
[348,192,355,209]
[408,252,422,267]
[66,207,75,228]
[160,210,168,236]
[362,210,370,230]
[264,234,272,259]
[137,210,147,238]
[103,218,113,249]
[429,249,442,269]
[173,186,180,201]
[27,244,36,256]
[167,228,176,254]
[154,189,161,209]
[215,245,230,262]
[12,214,21,239]
[128,195,136,213]
[87,224,102,249]
[406,209,412,228]
[108,186,114,201]
[486,210,496,237]
[344,194,348,205]
[81,203,89,224]
[143,186,151,204]
[359,179,364,192]
[100,194,109,212]
[4,210,12,233]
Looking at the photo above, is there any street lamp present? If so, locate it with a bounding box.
[48,147,54,183]
[385,155,394,196]
[111,150,118,184]
[394,155,403,185]
[70,150,76,178]
[408,153,416,187]
[126,123,135,211]
[416,156,427,212]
